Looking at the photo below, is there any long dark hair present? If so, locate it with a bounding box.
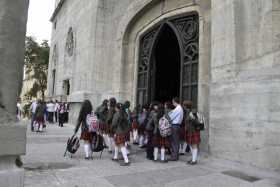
[116,102,126,121]
[109,97,117,108]
[77,100,92,124]
[157,103,165,119]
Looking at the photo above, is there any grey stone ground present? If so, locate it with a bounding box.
[22,123,280,187]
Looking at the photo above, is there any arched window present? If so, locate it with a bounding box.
[65,27,74,56]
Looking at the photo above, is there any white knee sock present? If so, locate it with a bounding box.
[103,134,111,150]
[160,148,165,161]
[126,146,130,155]
[179,143,183,154]
[109,137,115,151]
[84,143,90,158]
[192,148,198,162]
[183,143,188,153]
[144,135,148,145]
[154,147,159,161]
[139,135,144,146]
[114,146,119,159]
[130,132,133,144]
[133,130,138,142]
[121,146,129,163]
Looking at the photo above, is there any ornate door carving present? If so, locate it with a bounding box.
[137,13,199,107]
[137,27,159,106]
[172,14,199,108]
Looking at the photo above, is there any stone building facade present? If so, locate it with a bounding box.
[47,0,280,169]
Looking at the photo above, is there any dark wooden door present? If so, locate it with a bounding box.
[137,13,199,108]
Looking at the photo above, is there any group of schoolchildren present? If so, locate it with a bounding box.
[74,97,203,166]
[30,99,69,132]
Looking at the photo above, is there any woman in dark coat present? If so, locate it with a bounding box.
[183,100,200,165]
[111,103,130,166]
[74,100,93,159]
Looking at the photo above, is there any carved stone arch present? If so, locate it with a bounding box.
[114,1,210,151]
[135,13,199,106]
[117,1,209,109]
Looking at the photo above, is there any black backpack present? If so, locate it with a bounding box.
[91,133,105,158]
[190,112,205,131]
[64,135,80,157]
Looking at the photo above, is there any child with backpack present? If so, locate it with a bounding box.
[151,103,170,162]
[74,100,94,159]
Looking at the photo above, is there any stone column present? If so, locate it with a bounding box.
[0,0,29,186]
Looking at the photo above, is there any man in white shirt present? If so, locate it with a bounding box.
[30,100,38,131]
[168,97,184,161]
[46,100,55,123]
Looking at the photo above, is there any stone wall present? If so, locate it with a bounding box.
[210,0,280,169]
[0,0,29,186]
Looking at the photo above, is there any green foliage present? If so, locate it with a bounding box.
[24,36,50,101]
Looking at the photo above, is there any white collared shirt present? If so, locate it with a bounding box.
[168,104,184,125]
[30,101,37,114]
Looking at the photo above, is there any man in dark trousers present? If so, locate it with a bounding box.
[168,97,184,161]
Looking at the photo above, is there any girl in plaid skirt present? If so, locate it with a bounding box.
[137,105,149,147]
[74,100,94,159]
[111,103,130,166]
[105,98,117,153]
[151,103,169,162]
[183,100,201,165]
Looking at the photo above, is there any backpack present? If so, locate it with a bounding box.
[190,111,205,131]
[86,112,99,132]
[91,133,105,158]
[158,115,172,137]
[64,135,80,157]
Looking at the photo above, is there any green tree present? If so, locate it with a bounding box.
[24,36,49,101]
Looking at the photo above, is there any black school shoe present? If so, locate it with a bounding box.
[187,161,197,165]
[120,162,130,166]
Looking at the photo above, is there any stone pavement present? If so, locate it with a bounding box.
[22,123,280,187]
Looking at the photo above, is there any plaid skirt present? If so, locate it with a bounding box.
[125,132,130,142]
[105,124,114,137]
[152,134,170,148]
[138,125,145,135]
[132,121,138,130]
[186,131,201,145]
[99,122,107,133]
[115,133,126,146]
[35,117,44,123]
[179,125,186,141]
[80,131,93,141]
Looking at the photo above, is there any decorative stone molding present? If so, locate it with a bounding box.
[65,27,74,57]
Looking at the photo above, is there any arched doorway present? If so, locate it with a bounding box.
[136,13,199,107]
[151,24,181,102]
